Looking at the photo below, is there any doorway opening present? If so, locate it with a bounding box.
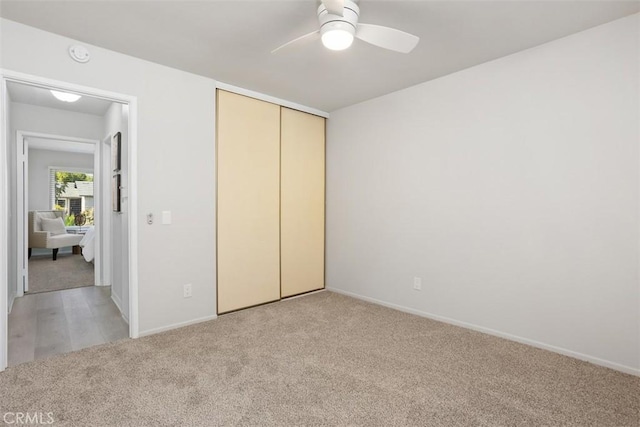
[0,72,139,371]
[20,136,99,294]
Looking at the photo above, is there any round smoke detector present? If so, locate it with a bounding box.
[69,45,91,63]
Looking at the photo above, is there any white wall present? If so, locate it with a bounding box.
[11,102,103,141]
[27,148,94,211]
[1,19,217,333]
[103,102,129,320]
[326,14,639,374]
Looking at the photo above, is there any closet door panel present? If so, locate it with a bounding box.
[280,107,325,298]
[217,90,281,313]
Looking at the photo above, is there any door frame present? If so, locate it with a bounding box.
[100,136,112,290]
[16,133,101,296]
[0,69,140,371]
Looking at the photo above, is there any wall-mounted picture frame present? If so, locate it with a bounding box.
[112,132,122,172]
[112,174,121,212]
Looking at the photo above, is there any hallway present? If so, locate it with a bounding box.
[8,286,128,366]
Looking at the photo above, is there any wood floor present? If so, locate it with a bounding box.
[8,286,129,366]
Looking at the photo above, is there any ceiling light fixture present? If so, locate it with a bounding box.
[50,90,82,103]
[321,22,355,51]
[272,0,419,55]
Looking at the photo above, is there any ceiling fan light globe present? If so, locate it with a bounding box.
[321,29,354,50]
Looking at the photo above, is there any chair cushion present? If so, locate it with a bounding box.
[35,211,62,231]
[40,217,67,235]
[49,233,83,248]
[37,212,60,220]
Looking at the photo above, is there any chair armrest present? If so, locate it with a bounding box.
[30,230,49,248]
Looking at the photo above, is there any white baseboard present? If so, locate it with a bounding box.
[138,314,218,338]
[327,287,640,377]
[110,292,129,324]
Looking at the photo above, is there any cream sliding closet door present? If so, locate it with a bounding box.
[217,90,281,313]
[280,107,325,298]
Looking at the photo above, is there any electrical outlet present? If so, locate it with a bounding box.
[413,277,422,291]
[183,283,192,298]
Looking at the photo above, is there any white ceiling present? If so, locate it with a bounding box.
[1,1,638,112]
[7,81,113,116]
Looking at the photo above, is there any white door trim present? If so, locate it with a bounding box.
[1,69,140,371]
[101,136,112,290]
[0,70,7,369]
[15,133,27,297]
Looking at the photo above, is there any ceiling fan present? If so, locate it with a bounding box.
[272,0,420,54]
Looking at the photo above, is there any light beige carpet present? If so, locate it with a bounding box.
[0,291,638,426]
[28,253,94,294]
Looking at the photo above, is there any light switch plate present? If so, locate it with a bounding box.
[162,211,171,225]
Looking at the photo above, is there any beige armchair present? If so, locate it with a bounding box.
[28,211,83,261]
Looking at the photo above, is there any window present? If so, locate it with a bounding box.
[49,169,95,224]
[69,199,82,216]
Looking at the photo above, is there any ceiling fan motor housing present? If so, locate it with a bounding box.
[271,0,419,54]
[318,0,360,38]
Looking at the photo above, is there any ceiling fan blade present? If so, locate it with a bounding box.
[271,30,320,54]
[321,0,345,16]
[355,23,419,53]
